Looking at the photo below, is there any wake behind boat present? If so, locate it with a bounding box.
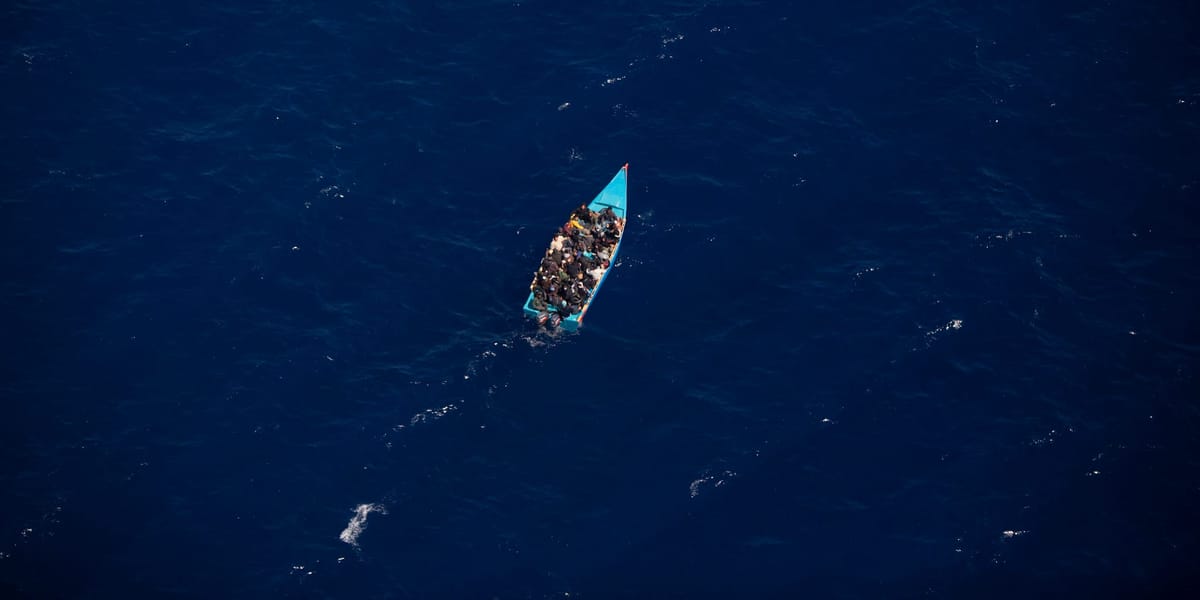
[524,165,628,330]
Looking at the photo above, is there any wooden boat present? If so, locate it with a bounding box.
[523,164,628,330]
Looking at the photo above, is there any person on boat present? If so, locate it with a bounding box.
[574,279,592,300]
[578,253,596,272]
[572,205,593,223]
[578,227,595,250]
[565,285,584,312]
[565,259,583,280]
[565,227,583,250]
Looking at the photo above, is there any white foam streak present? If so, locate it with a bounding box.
[339,503,386,547]
[926,319,964,336]
[689,470,736,498]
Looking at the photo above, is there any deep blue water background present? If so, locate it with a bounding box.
[3,1,1200,597]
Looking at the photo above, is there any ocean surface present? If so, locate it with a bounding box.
[3,1,1199,597]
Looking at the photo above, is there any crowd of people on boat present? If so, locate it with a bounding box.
[529,204,624,326]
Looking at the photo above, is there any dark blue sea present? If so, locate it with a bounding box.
[3,1,1199,597]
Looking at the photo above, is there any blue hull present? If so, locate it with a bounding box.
[524,164,628,330]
